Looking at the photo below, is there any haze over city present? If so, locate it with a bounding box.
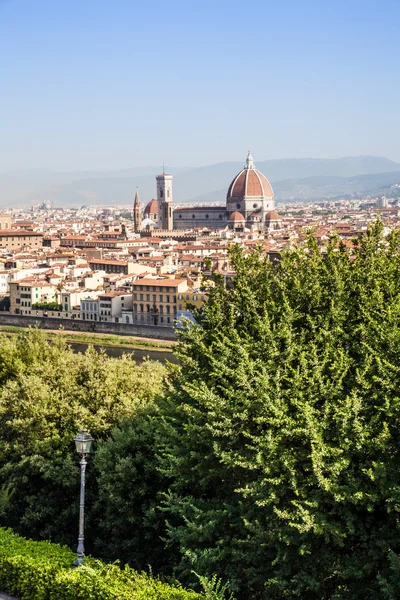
[1,0,400,172]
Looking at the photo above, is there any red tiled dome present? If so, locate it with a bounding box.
[144,199,158,215]
[228,211,245,222]
[264,210,281,221]
[227,152,273,201]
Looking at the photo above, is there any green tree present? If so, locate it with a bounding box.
[93,409,176,573]
[0,329,165,549]
[159,221,400,599]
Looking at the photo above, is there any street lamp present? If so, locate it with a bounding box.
[72,428,94,567]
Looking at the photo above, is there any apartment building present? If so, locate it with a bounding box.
[10,279,57,314]
[131,278,188,326]
[0,231,43,250]
[98,293,132,322]
[176,289,208,324]
[79,292,132,322]
[88,259,134,275]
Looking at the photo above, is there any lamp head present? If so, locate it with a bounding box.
[74,429,94,455]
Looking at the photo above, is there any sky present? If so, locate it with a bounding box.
[0,0,399,171]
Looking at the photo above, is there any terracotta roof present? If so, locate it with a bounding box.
[144,199,158,215]
[88,259,129,266]
[0,231,43,237]
[132,278,186,288]
[264,210,282,221]
[228,211,245,222]
[227,168,273,200]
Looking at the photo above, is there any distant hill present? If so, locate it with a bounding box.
[1,156,400,207]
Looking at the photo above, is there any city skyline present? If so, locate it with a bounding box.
[1,0,400,170]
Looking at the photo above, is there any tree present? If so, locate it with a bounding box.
[159,222,400,599]
[93,409,176,573]
[0,329,165,549]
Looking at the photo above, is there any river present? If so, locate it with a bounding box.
[68,341,179,364]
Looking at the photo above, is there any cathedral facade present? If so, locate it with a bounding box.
[135,152,281,233]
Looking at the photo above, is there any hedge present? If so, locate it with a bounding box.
[0,528,201,600]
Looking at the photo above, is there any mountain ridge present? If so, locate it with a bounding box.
[1,155,399,207]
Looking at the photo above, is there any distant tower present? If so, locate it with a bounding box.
[133,188,142,231]
[156,170,173,230]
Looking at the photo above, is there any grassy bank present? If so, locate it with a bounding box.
[0,325,176,353]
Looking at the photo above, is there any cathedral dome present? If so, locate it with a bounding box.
[264,210,282,223]
[226,151,273,201]
[228,211,245,222]
[144,199,158,215]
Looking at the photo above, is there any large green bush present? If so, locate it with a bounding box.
[0,527,200,600]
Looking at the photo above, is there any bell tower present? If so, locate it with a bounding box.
[156,170,173,230]
[133,188,142,231]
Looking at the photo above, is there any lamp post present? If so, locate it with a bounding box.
[72,428,94,567]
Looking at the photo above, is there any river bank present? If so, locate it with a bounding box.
[0,326,178,364]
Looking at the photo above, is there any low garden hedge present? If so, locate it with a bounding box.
[0,528,201,600]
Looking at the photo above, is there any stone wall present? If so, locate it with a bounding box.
[0,313,176,340]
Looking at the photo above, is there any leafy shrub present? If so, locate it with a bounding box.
[0,527,200,600]
[32,302,62,311]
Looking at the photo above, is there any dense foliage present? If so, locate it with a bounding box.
[0,527,201,600]
[158,222,400,599]
[0,329,165,548]
[32,301,62,311]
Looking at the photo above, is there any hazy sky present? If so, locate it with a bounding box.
[1,0,399,171]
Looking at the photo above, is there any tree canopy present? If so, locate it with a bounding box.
[159,221,400,599]
[0,329,165,548]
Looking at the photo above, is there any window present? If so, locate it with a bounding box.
[236,203,241,209]
[160,306,163,314]
[159,294,163,302]
[179,214,182,218]
[219,214,223,219]
[253,203,258,209]
[146,294,150,301]
[178,294,182,300]
[192,214,195,218]
[166,295,170,303]
[166,305,170,314]
[179,304,182,310]
[140,293,143,301]
[206,214,209,219]
[167,317,170,323]
[193,295,197,301]
[133,293,137,300]
[160,189,163,198]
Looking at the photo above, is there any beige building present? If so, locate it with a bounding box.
[0,214,12,230]
[131,278,188,326]
[10,279,57,314]
[0,231,43,250]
